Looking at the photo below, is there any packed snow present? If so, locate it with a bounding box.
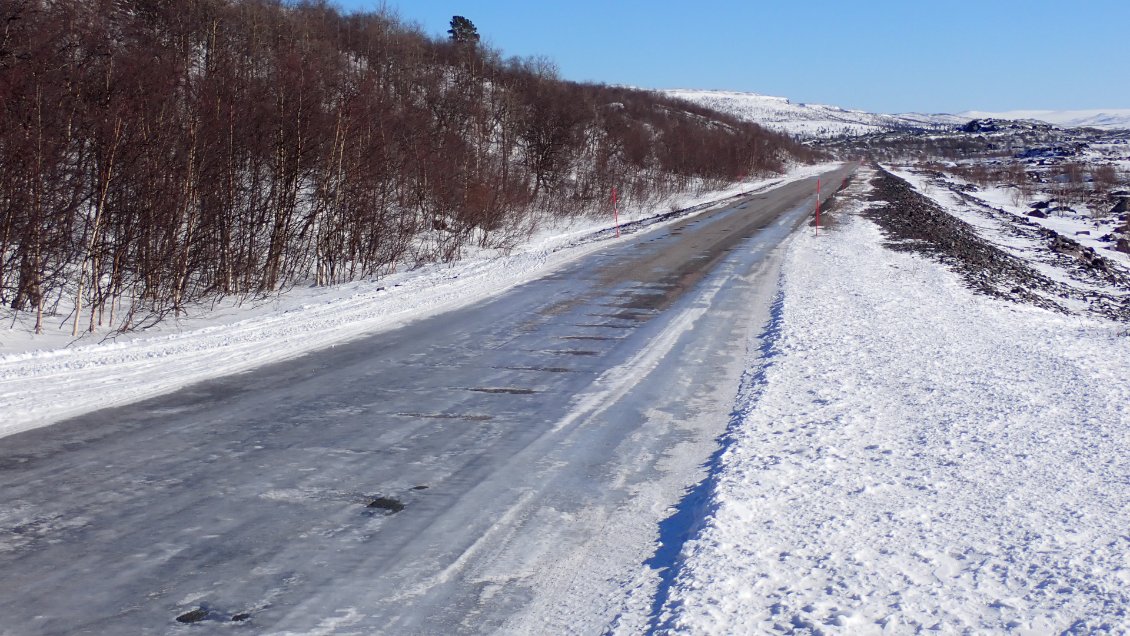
[0,166,838,438]
[654,169,1130,634]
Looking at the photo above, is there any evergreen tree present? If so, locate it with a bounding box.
[447,15,480,45]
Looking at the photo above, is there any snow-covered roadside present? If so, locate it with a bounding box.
[657,170,1130,634]
[0,164,838,438]
[890,166,1130,273]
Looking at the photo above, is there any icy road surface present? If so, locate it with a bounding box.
[0,165,854,635]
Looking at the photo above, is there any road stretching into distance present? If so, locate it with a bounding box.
[0,164,855,635]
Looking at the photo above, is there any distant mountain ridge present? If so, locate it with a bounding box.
[663,89,1130,137]
[957,109,1130,130]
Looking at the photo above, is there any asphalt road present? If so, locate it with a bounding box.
[0,165,854,635]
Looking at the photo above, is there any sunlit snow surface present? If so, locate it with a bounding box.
[664,89,1130,137]
[663,90,963,138]
[656,170,1130,634]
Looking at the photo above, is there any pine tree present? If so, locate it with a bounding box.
[447,15,480,45]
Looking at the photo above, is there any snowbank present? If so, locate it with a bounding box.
[659,174,1130,634]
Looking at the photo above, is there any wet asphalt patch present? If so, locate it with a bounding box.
[543,350,600,356]
[493,366,574,373]
[396,412,494,421]
[586,311,649,321]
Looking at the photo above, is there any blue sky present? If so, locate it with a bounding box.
[333,0,1129,114]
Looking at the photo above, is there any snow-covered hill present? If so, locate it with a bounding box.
[664,89,1130,137]
[663,89,962,138]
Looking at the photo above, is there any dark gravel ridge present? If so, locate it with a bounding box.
[864,166,1130,321]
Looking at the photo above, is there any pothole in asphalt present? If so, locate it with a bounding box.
[464,387,539,394]
[175,605,253,624]
[493,366,574,373]
[412,485,429,490]
[366,497,405,513]
[544,350,599,356]
[176,608,210,624]
[573,323,633,329]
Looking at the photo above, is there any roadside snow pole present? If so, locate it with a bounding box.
[612,187,621,238]
[815,178,821,237]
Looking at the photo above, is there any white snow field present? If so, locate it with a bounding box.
[656,170,1130,634]
[0,165,837,438]
[663,89,961,138]
[664,89,1130,137]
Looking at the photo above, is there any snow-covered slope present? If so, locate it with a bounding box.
[959,108,1130,130]
[664,89,962,138]
[665,89,1130,137]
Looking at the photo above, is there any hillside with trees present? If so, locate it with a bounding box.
[0,0,817,334]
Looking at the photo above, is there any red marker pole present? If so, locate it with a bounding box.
[815,178,821,237]
[612,187,621,238]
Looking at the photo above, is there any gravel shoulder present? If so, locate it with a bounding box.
[865,166,1130,321]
